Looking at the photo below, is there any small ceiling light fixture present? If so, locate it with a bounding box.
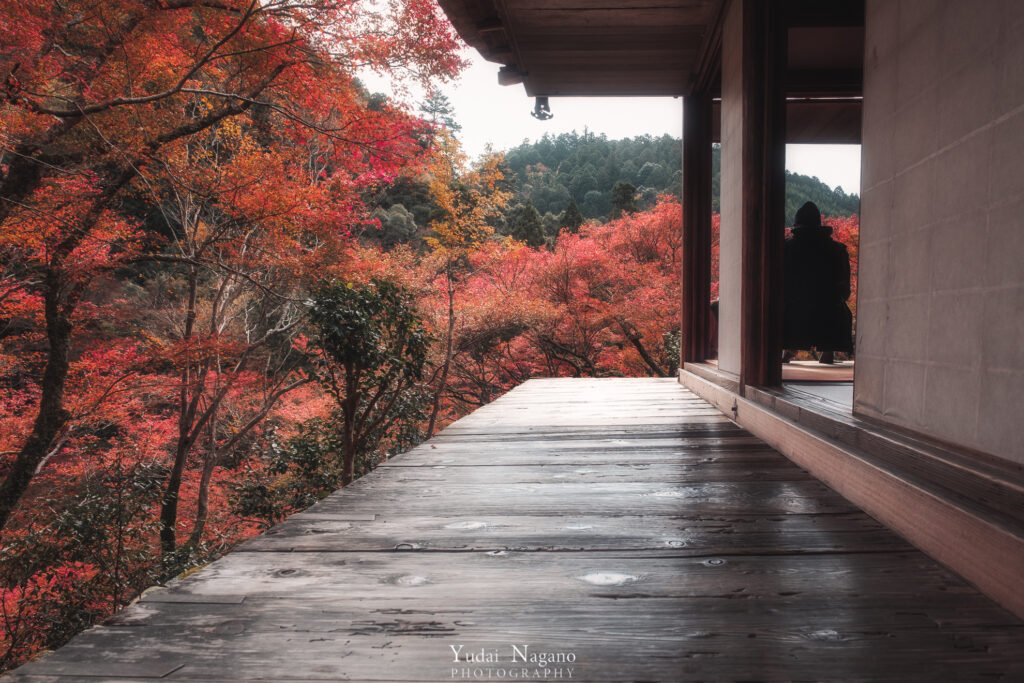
[531,96,553,120]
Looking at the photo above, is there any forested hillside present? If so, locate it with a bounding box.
[367,131,859,249]
[500,131,860,225]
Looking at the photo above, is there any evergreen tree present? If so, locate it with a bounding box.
[619,159,639,184]
[307,279,431,487]
[419,91,461,132]
[638,186,659,210]
[541,212,561,237]
[370,204,417,248]
[560,199,584,233]
[610,181,638,219]
[511,201,546,247]
[570,164,599,202]
[370,176,439,228]
[636,161,668,188]
[783,170,860,223]
[581,190,611,219]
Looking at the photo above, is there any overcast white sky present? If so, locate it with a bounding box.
[374,51,863,195]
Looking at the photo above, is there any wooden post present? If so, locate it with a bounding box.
[681,91,713,366]
[739,0,786,389]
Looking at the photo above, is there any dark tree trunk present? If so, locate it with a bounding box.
[0,166,130,532]
[160,266,200,560]
[160,441,188,559]
[427,275,456,438]
[341,366,358,486]
[187,410,218,549]
[0,274,72,531]
[615,316,668,377]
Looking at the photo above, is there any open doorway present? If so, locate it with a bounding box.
[781,143,861,410]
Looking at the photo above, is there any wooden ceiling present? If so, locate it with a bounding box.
[436,0,866,142]
[437,0,723,96]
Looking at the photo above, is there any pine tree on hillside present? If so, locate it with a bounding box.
[783,170,860,223]
[541,212,561,237]
[511,201,546,247]
[610,182,638,219]
[561,199,584,233]
[419,92,461,132]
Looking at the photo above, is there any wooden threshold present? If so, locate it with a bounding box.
[701,357,856,382]
[680,365,1024,620]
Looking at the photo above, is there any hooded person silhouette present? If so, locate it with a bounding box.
[783,202,854,363]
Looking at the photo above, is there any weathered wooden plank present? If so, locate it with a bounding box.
[13,625,1024,683]
[72,601,1024,682]
[386,438,772,459]
[306,480,856,518]
[136,551,993,603]
[377,461,813,484]
[16,552,1024,681]
[440,416,728,431]
[16,581,1024,679]
[382,448,781,468]
[239,511,911,554]
[107,595,1024,633]
[415,432,755,444]
[384,453,782,471]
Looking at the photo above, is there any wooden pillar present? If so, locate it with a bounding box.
[681,91,713,366]
[739,0,786,388]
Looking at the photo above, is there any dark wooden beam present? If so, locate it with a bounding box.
[481,47,514,63]
[510,7,715,31]
[692,0,726,94]
[739,0,786,389]
[511,50,694,68]
[436,0,503,51]
[681,91,714,365]
[524,74,688,97]
[710,98,862,144]
[497,66,525,86]
[786,68,862,96]
[517,31,699,50]
[475,16,505,33]
[786,99,862,143]
[783,0,864,27]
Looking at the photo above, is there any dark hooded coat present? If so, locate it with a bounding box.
[783,209,854,353]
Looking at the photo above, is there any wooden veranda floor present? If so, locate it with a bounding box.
[9,378,1024,681]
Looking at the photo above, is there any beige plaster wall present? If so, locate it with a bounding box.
[855,0,1024,464]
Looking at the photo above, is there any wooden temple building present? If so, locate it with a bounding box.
[8,1,1024,680]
